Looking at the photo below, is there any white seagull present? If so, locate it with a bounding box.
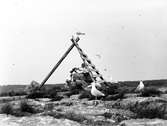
[136,80,145,92]
[91,82,105,100]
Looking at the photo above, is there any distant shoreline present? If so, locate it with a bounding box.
[1,79,167,86]
[0,79,167,86]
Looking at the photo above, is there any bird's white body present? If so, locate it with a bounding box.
[136,81,145,91]
[91,82,105,97]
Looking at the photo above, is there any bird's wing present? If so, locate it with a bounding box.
[136,85,140,90]
[95,88,105,96]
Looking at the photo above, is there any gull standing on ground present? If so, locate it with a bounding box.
[91,82,105,103]
[136,80,145,92]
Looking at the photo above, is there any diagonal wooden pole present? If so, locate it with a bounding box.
[71,36,105,82]
[39,37,80,89]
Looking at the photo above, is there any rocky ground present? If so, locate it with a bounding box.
[0,92,167,126]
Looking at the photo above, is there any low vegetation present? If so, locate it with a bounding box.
[43,111,88,122]
[78,90,94,100]
[0,90,27,97]
[0,100,37,116]
[0,79,167,125]
[0,103,14,115]
[131,102,167,119]
[26,86,64,100]
[141,87,162,97]
[64,81,85,97]
[26,91,46,99]
[105,90,126,101]
[20,100,35,113]
[64,111,87,122]
[43,111,113,125]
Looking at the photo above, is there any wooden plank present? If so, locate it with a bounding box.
[39,37,80,89]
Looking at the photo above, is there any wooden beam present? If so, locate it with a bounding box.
[39,37,80,89]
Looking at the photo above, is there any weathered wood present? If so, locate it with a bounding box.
[39,37,80,89]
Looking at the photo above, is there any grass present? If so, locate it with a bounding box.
[20,100,35,113]
[132,103,167,119]
[26,87,64,100]
[0,84,67,97]
[0,103,14,115]
[78,90,94,100]
[104,90,126,101]
[43,111,87,122]
[64,111,87,122]
[0,90,27,97]
[0,101,36,116]
[44,111,113,125]
[44,103,54,111]
[141,87,162,97]
[26,91,46,99]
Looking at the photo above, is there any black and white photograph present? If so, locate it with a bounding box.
[0,0,167,125]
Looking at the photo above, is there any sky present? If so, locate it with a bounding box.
[0,0,167,85]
